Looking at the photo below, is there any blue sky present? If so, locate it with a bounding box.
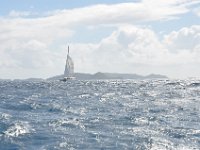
[0,0,200,79]
[1,0,137,14]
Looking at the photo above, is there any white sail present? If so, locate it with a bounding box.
[64,46,74,78]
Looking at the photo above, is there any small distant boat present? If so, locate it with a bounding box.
[60,46,75,81]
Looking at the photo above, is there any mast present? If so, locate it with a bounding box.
[68,45,69,55]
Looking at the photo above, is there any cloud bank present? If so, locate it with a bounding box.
[72,25,200,78]
[0,0,200,78]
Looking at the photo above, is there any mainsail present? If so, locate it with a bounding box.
[64,46,74,78]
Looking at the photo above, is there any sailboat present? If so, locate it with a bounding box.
[60,46,75,81]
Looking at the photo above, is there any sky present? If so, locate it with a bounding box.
[0,0,200,79]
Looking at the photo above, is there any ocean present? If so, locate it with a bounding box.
[0,79,200,150]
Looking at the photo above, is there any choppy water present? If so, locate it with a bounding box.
[0,79,200,150]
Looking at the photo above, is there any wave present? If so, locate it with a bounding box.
[2,122,33,138]
[0,80,200,149]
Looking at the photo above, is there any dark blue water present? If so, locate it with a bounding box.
[0,79,200,149]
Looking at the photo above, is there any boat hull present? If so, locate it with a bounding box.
[60,77,76,82]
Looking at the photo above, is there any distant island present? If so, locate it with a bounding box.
[47,72,168,80]
[0,72,168,81]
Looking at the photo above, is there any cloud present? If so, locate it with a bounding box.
[163,25,200,52]
[1,23,200,78]
[8,10,34,18]
[40,0,200,26]
[0,18,74,43]
[95,25,167,64]
[71,25,200,78]
[1,40,53,68]
[0,39,66,79]
[1,0,198,43]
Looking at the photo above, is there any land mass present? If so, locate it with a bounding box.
[47,72,168,80]
[0,72,168,81]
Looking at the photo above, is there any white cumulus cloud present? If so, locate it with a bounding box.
[164,25,200,53]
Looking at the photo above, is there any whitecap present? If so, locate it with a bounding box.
[3,122,33,137]
[0,113,12,120]
[49,118,85,131]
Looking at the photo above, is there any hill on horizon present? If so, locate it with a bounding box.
[47,72,168,80]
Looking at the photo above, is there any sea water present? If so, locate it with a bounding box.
[0,79,200,150]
